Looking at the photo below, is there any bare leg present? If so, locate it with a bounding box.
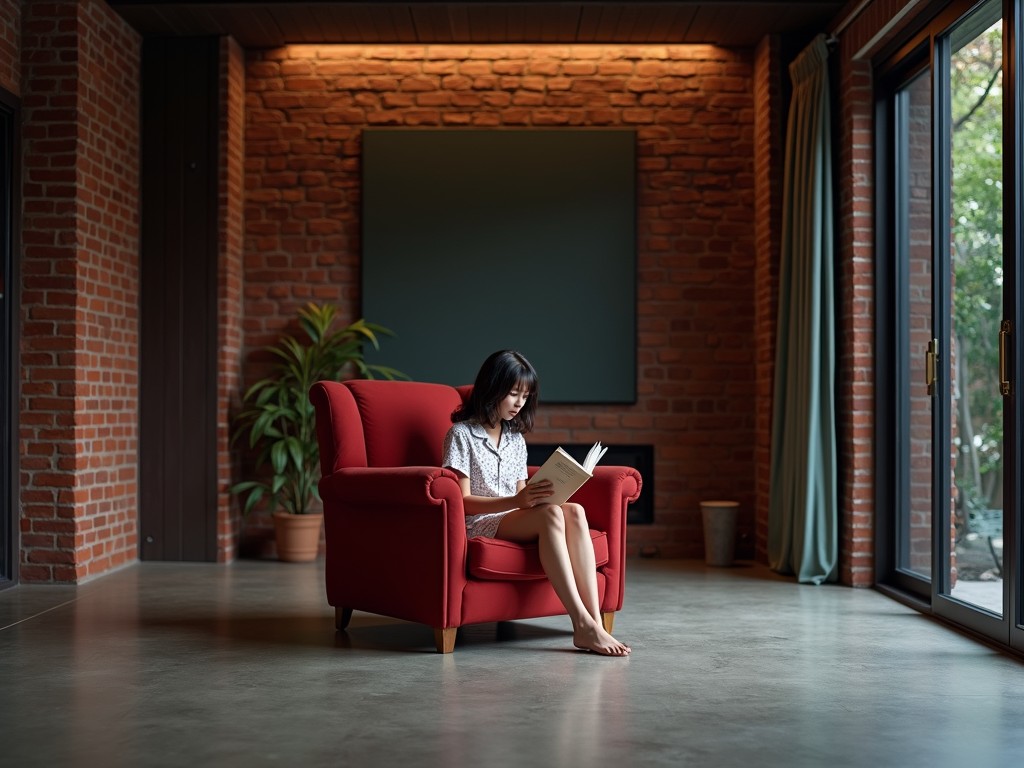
[561,503,602,623]
[498,505,630,656]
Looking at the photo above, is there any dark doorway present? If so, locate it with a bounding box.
[138,38,219,561]
[0,86,18,588]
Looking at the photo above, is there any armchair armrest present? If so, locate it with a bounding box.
[318,465,469,629]
[318,465,464,509]
[569,466,641,531]
[525,465,640,531]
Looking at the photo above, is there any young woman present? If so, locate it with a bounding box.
[441,350,630,657]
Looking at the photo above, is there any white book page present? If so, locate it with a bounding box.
[582,441,609,472]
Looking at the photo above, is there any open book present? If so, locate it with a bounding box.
[527,442,609,505]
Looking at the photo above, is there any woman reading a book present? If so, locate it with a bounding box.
[441,350,631,657]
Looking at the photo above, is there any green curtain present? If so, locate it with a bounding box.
[768,34,838,585]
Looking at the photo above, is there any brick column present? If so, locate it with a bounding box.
[835,50,876,587]
[19,0,140,582]
[217,36,246,562]
[752,35,784,564]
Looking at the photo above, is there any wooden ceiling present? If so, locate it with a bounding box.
[107,1,845,48]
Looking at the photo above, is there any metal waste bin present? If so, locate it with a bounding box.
[701,500,738,566]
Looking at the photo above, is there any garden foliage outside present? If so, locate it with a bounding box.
[950,20,1003,539]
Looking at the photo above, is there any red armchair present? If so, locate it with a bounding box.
[309,379,642,653]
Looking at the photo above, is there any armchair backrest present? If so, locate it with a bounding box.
[310,379,467,475]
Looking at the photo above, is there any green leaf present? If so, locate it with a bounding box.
[270,441,288,474]
[241,485,265,516]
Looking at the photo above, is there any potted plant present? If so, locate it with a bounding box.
[232,301,404,561]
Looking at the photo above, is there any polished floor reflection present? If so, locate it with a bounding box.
[1,558,1023,767]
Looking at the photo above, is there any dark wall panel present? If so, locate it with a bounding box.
[362,128,636,403]
[139,38,219,562]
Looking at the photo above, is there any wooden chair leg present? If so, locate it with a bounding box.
[434,627,457,654]
[601,611,615,633]
[335,607,353,630]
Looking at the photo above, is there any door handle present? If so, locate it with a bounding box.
[925,338,938,396]
[999,320,1011,396]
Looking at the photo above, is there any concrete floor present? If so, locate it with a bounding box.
[1,558,1023,768]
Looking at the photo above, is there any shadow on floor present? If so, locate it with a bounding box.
[140,611,575,655]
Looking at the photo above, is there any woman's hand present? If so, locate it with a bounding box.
[515,479,554,508]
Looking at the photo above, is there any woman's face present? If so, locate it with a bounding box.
[497,381,531,423]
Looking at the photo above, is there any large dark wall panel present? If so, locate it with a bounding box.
[362,128,636,404]
[139,38,218,561]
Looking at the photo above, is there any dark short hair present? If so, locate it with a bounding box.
[452,350,539,433]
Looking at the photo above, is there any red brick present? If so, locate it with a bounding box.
[18,0,141,584]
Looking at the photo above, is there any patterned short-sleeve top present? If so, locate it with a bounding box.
[441,420,528,498]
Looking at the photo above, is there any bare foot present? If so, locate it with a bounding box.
[573,620,631,656]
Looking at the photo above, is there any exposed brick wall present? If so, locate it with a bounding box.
[4,1,941,579]
[0,1,979,581]
[217,36,246,562]
[0,0,19,94]
[833,49,875,587]
[19,0,140,583]
[244,44,758,558]
[20,0,83,582]
[752,35,783,563]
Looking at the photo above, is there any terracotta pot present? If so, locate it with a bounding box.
[272,511,324,563]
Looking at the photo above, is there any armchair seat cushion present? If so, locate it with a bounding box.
[467,529,609,581]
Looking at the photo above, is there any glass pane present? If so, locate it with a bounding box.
[898,70,933,580]
[947,13,1003,614]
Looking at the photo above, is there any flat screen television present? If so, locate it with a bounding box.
[362,128,636,403]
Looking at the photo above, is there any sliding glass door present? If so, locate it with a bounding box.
[891,66,935,589]
[1008,0,1024,653]
[939,4,1006,627]
[880,0,1022,652]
